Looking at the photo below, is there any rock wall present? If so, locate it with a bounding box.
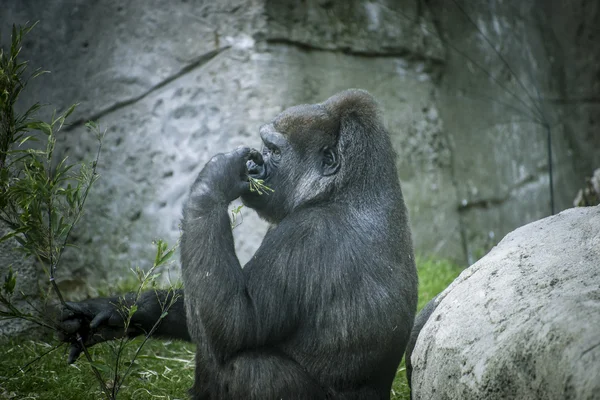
[429,0,600,263]
[1,0,598,294]
[409,205,600,399]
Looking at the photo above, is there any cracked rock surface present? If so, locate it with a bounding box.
[410,205,600,400]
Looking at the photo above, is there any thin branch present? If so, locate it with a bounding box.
[77,333,114,400]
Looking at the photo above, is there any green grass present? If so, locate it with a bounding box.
[0,258,463,400]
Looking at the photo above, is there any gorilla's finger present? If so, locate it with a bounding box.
[233,146,251,158]
[89,310,112,329]
[247,149,263,165]
[59,302,82,321]
[63,301,91,317]
[107,312,127,327]
[59,319,82,334]
[58,309,74,322]
[68,344,83,364]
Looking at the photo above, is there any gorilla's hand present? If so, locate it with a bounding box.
[56,298,130,363]
[191,147,263,204]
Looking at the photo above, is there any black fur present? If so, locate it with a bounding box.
[58,89,418,399]
[405,296,439,395]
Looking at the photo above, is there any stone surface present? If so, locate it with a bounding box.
[0,0,598,307]
[1,0,453,286]
[410,206,600,399]
[265,0,444,60]
[429,0,600,263]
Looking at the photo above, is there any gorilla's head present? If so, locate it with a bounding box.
[242,89,397,224]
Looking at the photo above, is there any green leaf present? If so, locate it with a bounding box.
[10,25,18,57]
[18,135,37,146]
[3,266,17,296]
[158,248,175,266]
[153,239,166,266]
[0,226,27,244]
[128,304,138,318]
[26,121,52,136]
[22,21,39,36]
[131,266,144,283]
[31,69,49,79]
[14,235,27,247]
[23,102,42,118]
[84,120,99,131]
[63,103,78,119]
[0,231,19,244]
[53,157,75,184]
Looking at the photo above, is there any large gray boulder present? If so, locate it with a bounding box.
[409,205,600,399]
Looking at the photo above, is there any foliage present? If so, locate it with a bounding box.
[248,176,274,195]
[0,22,103,327]
[0,23,181,400]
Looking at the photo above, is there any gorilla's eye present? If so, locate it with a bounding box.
[266,147,281,161]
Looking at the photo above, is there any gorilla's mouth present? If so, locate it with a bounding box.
[246,152,266,180]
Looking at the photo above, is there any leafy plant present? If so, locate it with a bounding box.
[0,23,181,400]
[0,22,103,325]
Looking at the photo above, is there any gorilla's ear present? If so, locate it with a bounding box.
[321,146,339,176]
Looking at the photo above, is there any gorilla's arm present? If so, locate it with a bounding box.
[181,148,295,357]
[58,289,191,363]
[132,289,191,341]
[181,192,257,353]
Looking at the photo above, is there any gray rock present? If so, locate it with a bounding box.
[410,205,600,400]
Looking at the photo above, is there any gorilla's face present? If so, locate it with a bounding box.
[241,104,340,224]
[245,128,287,182]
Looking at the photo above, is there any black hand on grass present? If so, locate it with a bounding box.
[57,298,127,363]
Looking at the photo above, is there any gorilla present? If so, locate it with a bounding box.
[58,89,418,399]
